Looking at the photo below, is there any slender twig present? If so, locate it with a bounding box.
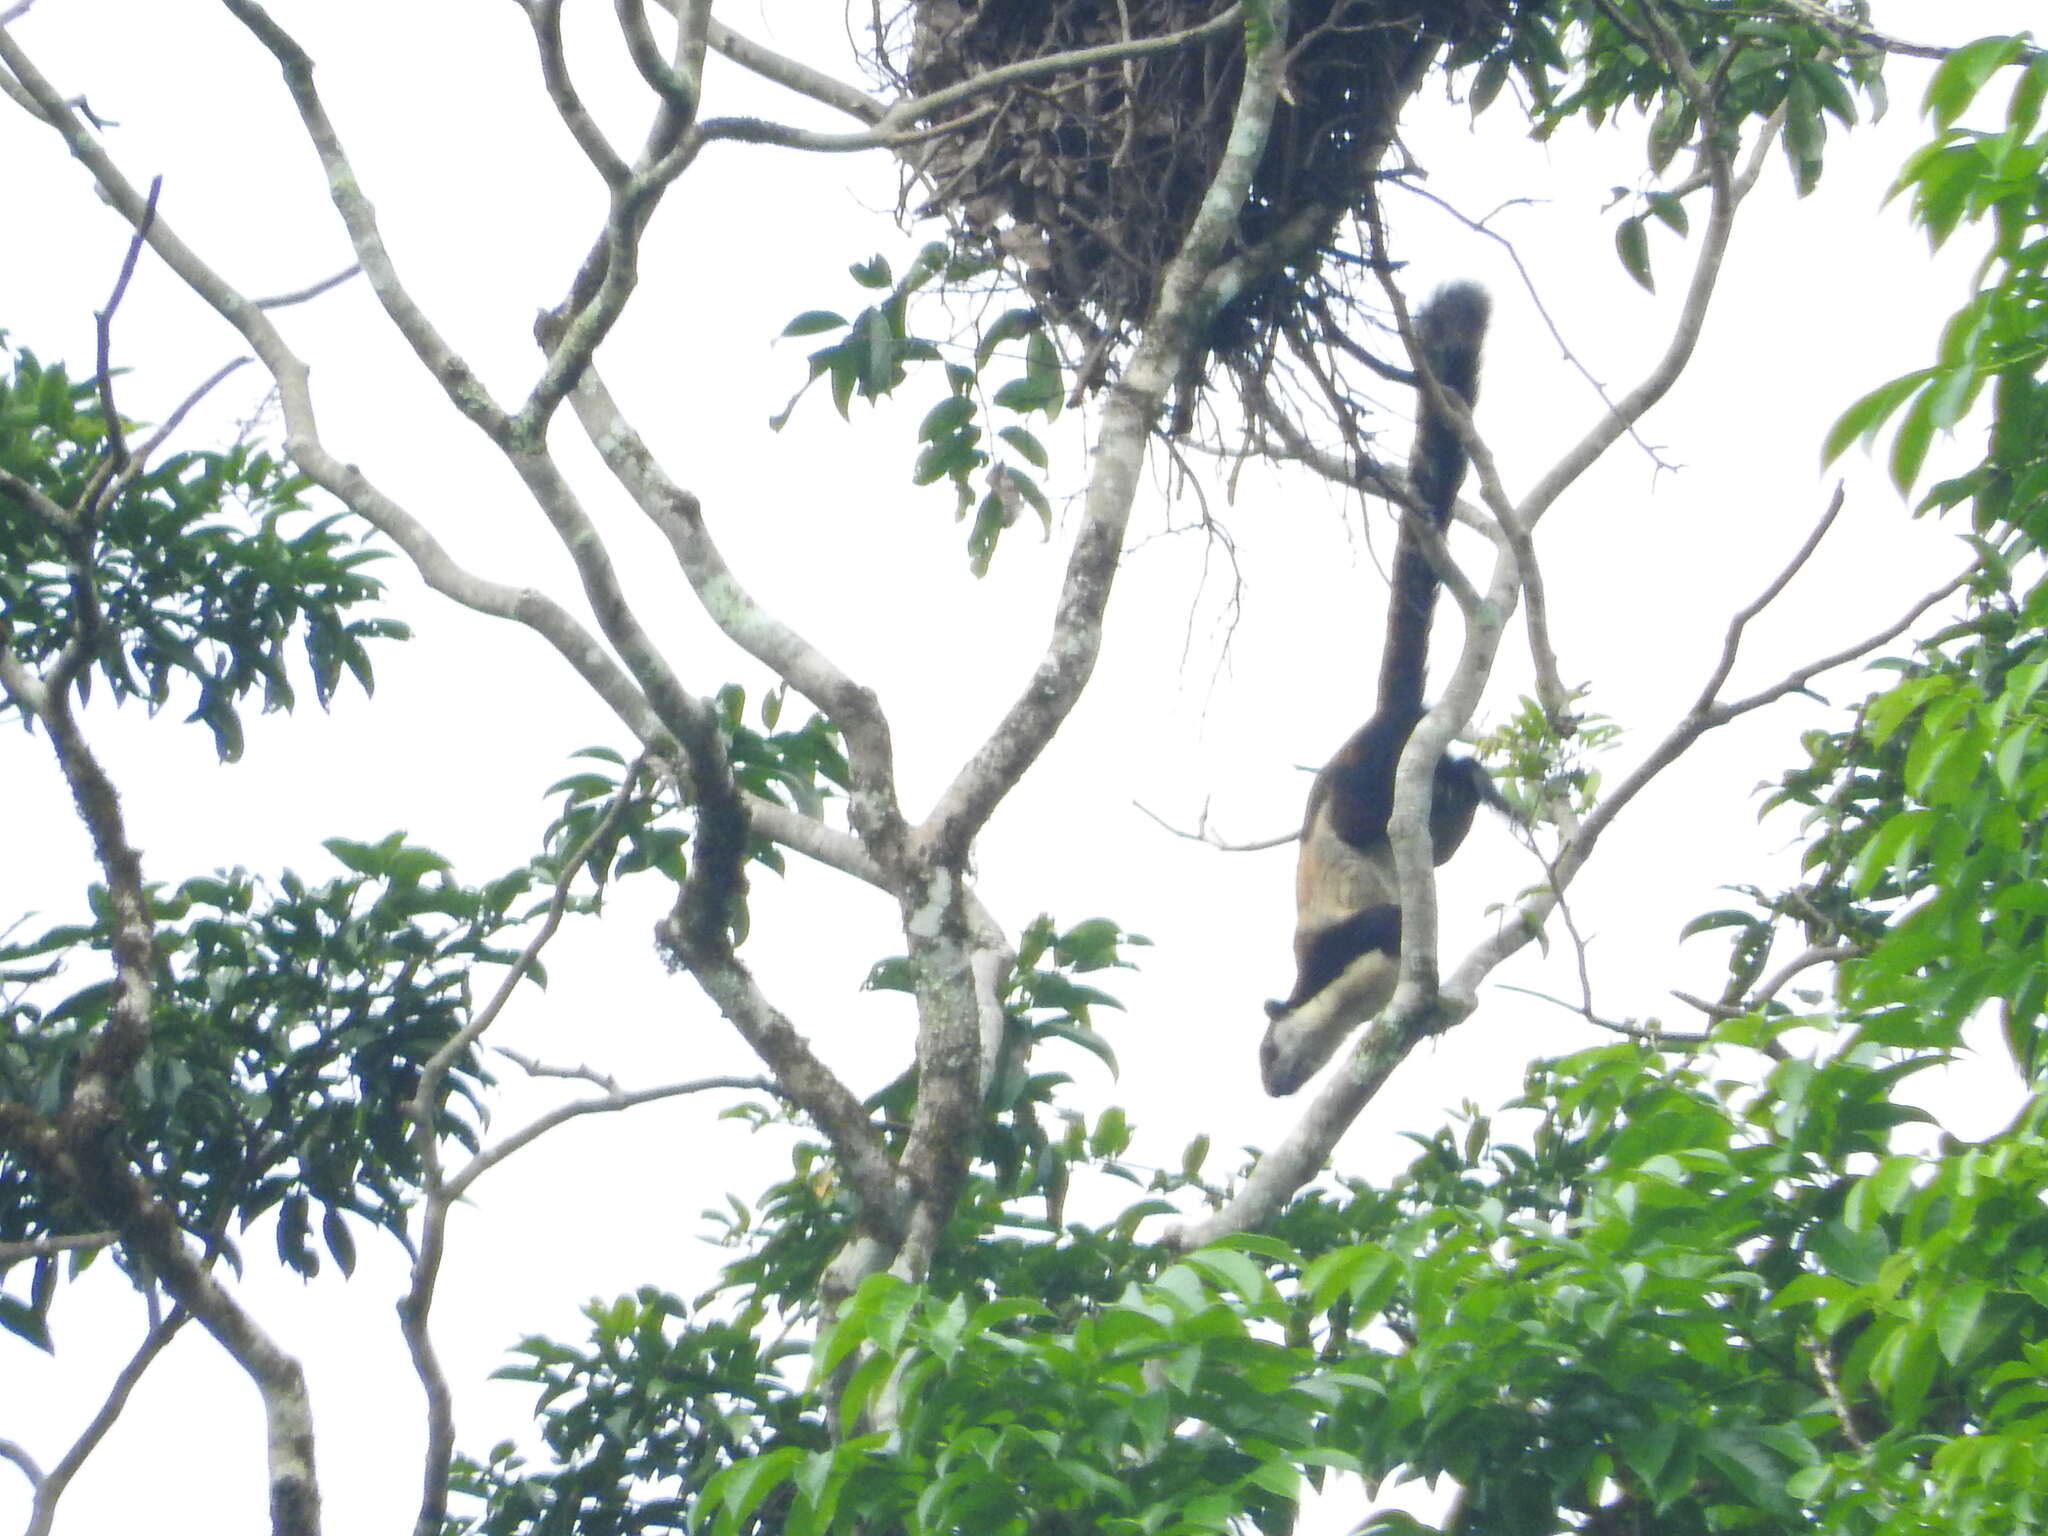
[88,175,160,488]
[444,1075,781,1202]
[110,356,251,506]
[1133,797,1296,852]
[1447,566,1972,1032]
[409,758,649,1165]
[1393,178,1675,474]
[1775,0,2042,66]
[694,3,1246,154]
[253,263,361,310]
[1692,486,1845,717]
[0,1231,114,1264]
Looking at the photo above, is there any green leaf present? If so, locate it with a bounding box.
[708,1447,802,1536]
[1616,215,1654,292]
[781,310,848,338]
[1824,369,1934,464]
[1935,1282,1987,1365]
[997,424,1049,469]
[0,1292,53,1352]
[1924,35,2027,129]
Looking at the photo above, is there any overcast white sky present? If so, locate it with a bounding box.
[0,2,2038,1531]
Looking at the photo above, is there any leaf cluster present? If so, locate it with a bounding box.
[0,344,405,757]
[774,244,1064,575]
[543,687,850,923]
[452,1287,821,1536]
[0,834,535,1339]
[1795,37,2048,1072]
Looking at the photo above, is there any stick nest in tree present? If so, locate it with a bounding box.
[888,0,1524,399]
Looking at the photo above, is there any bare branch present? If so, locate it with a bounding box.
[698,14,885,123]
[1513,59,1774,532]
[1774,0,2042,65]
[1444,562,1972,1021]
[1753,943,1860,1010]
[409,759,648,1169]
[530,0,629,185]
[1510,988,1709,1046]
[1803,1325,1871,1452]
[878,5,1244,137]
[24,1311,187,1536]
[693,102,998,154]
[745,795,888,888]
[1690,485,1844,718]
[616,0,706,118]
[112,356,252,505]
[445,1074,780,1203]
[564,364,911,871]
[697,4,1245,155]
[400,763,659,1535]
[1134,797,1297,852]
[220,0,514,441]
[253,263,361,310]
[0,461,79,540]
[89,175,160,487]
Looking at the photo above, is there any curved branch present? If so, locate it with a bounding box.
[531,0,630,186]
[220,0,513,441]
[446,1073,778,1202]
[24,1311,187,1536]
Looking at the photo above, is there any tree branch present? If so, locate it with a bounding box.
[220,0,513,441]
[0,1231,114,1264]
[917,2,1287,867]
[563,364,911,872]
[24,1311,188,1536]
[1513,63,1775,532]
[530,0,630,186]
[445,1074,779,1203]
